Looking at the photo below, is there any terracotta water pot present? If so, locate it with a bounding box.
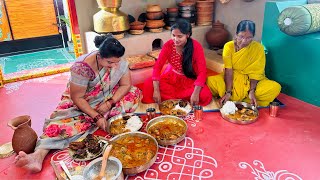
[7,115,38,154]
[205,21,230,49]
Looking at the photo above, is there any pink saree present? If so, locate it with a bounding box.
[36,57,141,150]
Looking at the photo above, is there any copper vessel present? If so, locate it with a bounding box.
[94,0,129,33]
[7,115,38,154]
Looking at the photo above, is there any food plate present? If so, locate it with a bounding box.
[220,101,259,125]
[68,134,107,161]
[146,115,187,146]
[159,99,192,116]
[107,113,143,136]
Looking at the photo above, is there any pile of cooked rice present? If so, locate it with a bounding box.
[220,101,238,115]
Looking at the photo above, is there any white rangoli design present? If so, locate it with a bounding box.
[239,160,302,180]
[51,137,218,180]
[183,113,197,127]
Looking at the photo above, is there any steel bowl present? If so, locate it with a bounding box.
[110,132,158,175]
[83,156,124,180]
[220,101,259,125]
[146,115,187,146]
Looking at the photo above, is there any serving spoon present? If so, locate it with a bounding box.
[95,144,113,180]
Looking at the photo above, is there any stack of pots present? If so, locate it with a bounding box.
[178,1,196,27]
[165,7,179,29]
[196,0,215,26]
[145,4,165,33]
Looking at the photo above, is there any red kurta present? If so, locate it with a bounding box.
[141,39,212,105]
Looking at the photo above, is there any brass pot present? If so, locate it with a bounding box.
[96,0,122,8]
[94,7,129,33]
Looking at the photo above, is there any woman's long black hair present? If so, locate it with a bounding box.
[171,19,196,79]
[93,34,125,58]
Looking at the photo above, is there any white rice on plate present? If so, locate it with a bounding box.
[220,101,238,115]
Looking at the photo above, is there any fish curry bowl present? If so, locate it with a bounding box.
[146,115,187,146]
[83,156,124,180]
[109,132,158,175]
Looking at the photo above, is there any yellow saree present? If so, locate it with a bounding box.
[207,41,281,106]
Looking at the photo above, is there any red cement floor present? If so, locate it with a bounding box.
[0,73,320,180]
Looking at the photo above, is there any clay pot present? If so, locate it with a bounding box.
[7,115,38,154]
[205,21,230,49]
[146,19,165,29]
[130,21,146,30]
[146,4,162,13]
[167,7,178,13]
[146,12,164,20]
[167,12,179,18]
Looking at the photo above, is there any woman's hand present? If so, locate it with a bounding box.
[153,89,161,103]
[190,91,200,106]
[249,90,257,107]
[219,93,232,106]
[96,101,112,115]
[96,117,108,131]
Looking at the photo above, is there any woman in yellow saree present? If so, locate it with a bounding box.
[207,20,281,107]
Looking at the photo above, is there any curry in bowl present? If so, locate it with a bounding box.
[146,115,187,146]
[109,132,158,174]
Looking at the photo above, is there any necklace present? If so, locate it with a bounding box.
[96,54,111,99]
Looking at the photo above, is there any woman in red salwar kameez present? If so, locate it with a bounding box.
[142,19,212,106]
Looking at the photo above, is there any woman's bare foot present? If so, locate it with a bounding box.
[14,149,49,173]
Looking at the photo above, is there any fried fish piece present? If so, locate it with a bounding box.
[69,141,85,151]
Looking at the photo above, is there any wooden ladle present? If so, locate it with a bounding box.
[95,144,113,180]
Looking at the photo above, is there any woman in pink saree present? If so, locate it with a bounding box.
[14,35,141,173]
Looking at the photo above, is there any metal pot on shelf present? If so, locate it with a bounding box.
[93,0,129,33]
